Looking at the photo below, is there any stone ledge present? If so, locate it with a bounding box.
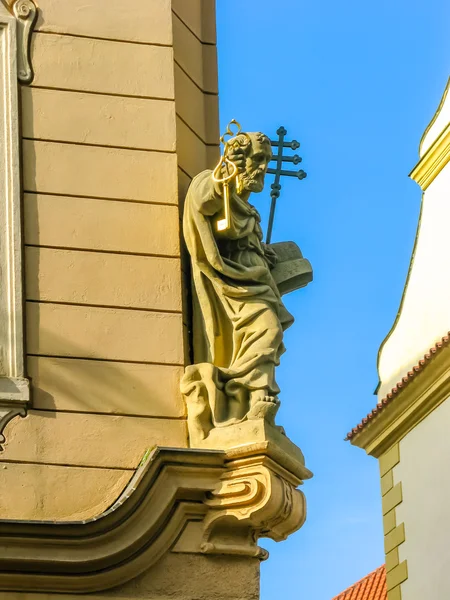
[0,447,225,594]
[0,440,310,594]
[193,418,313,482]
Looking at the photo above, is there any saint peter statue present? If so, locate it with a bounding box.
[181,131,295,442]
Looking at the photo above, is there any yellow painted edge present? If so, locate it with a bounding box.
[379,444,400,477]
[381,470,394,496]
[384,522,405,554]
[383,508,397,535]
[387,561,408,592]
[410,123,450,190]
[380,458,408,597]
[386,547,399,573]
[382,482,403,516]
[388,584,402,600]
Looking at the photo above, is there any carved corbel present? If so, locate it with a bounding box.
[12,0,37,84]
[201,452,309,559]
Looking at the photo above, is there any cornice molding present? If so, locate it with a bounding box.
[410,122,450,191]
[350,345,450,457]
[0,448,226,594]
[0,443,309,594]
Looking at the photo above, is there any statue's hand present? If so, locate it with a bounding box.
[222,147,246,178]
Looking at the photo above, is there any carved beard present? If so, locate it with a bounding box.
[240,169,265,193]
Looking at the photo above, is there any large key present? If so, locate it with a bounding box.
[214,165,235,232]
[212,120,242,233]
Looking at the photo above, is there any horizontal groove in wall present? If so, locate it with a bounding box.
[32,406,187,421]
[174,59,218,97]
[23,190,178,208]
[26,299,182,315]
[34,29,173,49]
[178,165,194,181]
[25,243,180,260]
[176,114,220,148]
[27,353,185,368]
[27,84,175,104]
[171,10,216,47]
[22,136,176,155]
[0,458,135,472]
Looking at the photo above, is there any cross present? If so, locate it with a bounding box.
[265,126,307,243]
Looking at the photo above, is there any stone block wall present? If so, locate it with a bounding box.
[0,0,219,521]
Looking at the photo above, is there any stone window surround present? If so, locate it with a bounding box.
[0,0,37,447]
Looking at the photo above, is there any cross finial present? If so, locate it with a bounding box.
[266,127,307,243]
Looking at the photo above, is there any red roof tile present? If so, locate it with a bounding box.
[346,332,450,441]
[332,565,386,600]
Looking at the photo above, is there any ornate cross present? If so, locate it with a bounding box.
[266,127,307,243]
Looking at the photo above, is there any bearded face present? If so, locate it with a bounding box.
[239,138,272,194]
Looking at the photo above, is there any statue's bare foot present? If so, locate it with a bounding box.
[249,390,279,407]
[247,391,279,422]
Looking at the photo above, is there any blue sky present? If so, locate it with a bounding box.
[216,1,450,598]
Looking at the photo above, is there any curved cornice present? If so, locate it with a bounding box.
[410,122,450,190]
[0,447,226,594]
[0,441,310,594]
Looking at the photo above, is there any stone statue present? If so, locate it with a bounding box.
[181,127,312,445]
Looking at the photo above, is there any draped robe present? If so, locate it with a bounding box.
[181,170,294,437]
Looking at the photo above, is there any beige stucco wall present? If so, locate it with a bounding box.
[0,553,260,600]
[394,396,450,599]
[0,0,219,521]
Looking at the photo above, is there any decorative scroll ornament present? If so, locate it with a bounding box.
[12,0,38,84]
[0,403,26,451]
[0,446,310,592]
[201,453,308,559]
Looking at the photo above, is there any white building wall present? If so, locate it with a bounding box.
[377,80,450,398]
[378,161,450,396]
[394,396,450,600]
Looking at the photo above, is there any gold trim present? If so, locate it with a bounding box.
[419,77,450,156]
[410,123,450,190]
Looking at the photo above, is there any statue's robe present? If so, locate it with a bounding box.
[181,170,294,436]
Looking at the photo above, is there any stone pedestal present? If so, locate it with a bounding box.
[184,418,313,559]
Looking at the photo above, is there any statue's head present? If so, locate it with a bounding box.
[229,132,272,193]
